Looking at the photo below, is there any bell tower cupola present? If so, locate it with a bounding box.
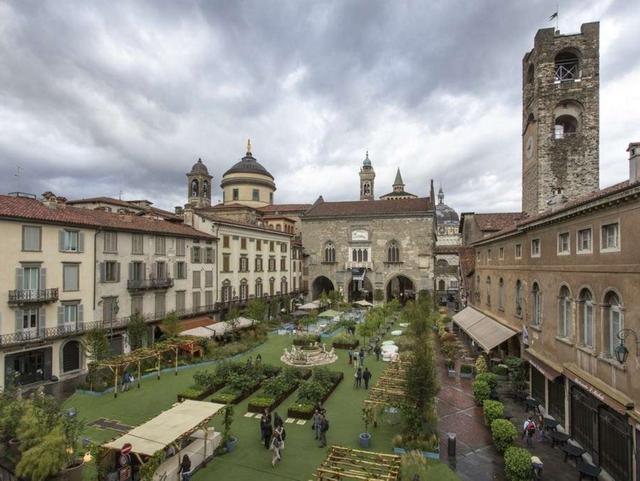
[359,151,375,201]
[186,158,213,208]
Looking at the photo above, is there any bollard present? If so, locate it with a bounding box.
[447,432,456,458]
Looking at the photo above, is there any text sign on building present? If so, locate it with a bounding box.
[351,229,369,241]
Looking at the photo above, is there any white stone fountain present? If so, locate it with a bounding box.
[281,343,338,367]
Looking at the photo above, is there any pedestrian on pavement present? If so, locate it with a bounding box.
[270,432,282,467]
[312,408,323,440]
[362,367,372,389]
[523,416,537,448]
[359,348,365,366]
[355,367,362,388]
[347,349,353,365]
[318,413,329,448]
[261,409,272,448]
[274,412,283,429]
[263,421,273,449]
[374,343,381,361]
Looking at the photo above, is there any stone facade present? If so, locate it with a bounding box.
[522,22,600,216]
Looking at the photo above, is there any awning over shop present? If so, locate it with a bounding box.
[524,348,562,381]
[563,363,635,414]
[103,400,226,456]
[452,306,519,353]
[351,268,366,281]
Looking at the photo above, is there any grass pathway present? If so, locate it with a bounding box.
[65,333,460,481]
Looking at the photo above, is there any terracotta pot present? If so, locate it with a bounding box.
[57,459,85,481]
[8,438,20,457]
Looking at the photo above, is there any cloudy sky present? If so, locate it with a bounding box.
[1,1,639,214]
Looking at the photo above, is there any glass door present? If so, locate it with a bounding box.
[22,267,40,300]
[22,308,39,338]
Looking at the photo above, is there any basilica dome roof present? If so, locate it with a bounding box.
[223,141,274,180]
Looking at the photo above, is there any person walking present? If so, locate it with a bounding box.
[312,408,323,440]
[359,348,365,366]
[270,432,282,467]
[179,454,192,481]
[355,367,363,389]
[274,412,283,429]
[261,409,273,448]
[121,371,131,392]
[347,349,353,365]
[374,343,381,361]
[318,413,329,448]
[362,367,372,389]
[522,416,537,448]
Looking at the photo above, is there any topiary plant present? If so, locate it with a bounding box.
[490,418,518,453]
[475,355,487,374]
[476,372,498,391]
[472,379,491,405]
[504,446,533,481]
[482,399,504,426]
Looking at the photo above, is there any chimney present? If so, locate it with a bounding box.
[41,191,66,209]
[182,204,194,226]
[628,142,640,183]
[174,206,184,216]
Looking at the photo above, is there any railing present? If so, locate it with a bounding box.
[8,288,59,305]
[127,278,174,290]
[345,261,373,270]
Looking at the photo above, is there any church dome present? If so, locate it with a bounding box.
[362,151,372,167]
[190,158,210,175]
[436,203,459,223]
[223,152,274,180]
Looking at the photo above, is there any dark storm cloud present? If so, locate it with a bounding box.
[0,0,638,213]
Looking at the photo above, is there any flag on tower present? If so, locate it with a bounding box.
[548,12,558,21]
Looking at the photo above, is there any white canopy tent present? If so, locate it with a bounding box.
[178,317,256,338]
[298,301,320,311]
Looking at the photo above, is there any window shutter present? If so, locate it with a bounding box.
[142,262,146,279]
[128,262,133,281]
[191,247,195,263]
[78,304,84,323]
[58,306,64,326]
[15,309,23,332]
[15,267,23,289]
[115,263,121,282]
[100,262,106,283]
[39,306,46,330]
[40,268,47,290]
[59,230,65,252]
[78,232,85,253]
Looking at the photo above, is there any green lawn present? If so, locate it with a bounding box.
[65,333,460,481]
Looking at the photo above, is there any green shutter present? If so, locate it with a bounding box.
[78,304,84,324]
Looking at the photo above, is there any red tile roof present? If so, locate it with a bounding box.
[67,196,181,221]
[195,208,292,237]
[0,195,214,239]
[259,204,312,213]
[474,212,525,232]
[304,197,433,218]
[435,245,460,255]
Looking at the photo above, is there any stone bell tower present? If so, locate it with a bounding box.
[359,151,375,201]
[186,158,213,208]
[521,22,600,216]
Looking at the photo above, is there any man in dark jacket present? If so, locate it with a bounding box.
[362,367,372,389]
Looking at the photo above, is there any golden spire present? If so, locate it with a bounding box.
[246,138,252,155]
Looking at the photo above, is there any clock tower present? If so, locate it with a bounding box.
[522,22,600,216]
[359,151,375,201]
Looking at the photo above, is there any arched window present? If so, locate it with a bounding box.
[579,288,594,348]
[352,249,357,262]
[62,340,81,372]
[388,241,400,262]
[269,277,275,296]
[558,286,572,338]
[532,283,542,326]
[438,280,445,291]
[498,278,505,310]
[239,279,248,301]
[527,63,535,83]
[555,49,580,82]
[203,180,209,198]
[515,280,523,317]
[475,275,480,303]
[221,280,232,302]
[280,277,288,295]
[255,278,263,298]
[324,242,336,263]
[363,249,368,262]
[191,179,199,197]
[486,276,491,306]
[357,249,363,262]
[555,115,578,139]
[604,291,623,356]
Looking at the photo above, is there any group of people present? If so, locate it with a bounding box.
[260,409,286,467]
[121,371,135,391]
[312,405,330,448]
[353,366,372,389]
[347,347,366,367]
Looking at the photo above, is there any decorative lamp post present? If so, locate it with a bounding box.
[615,329,638,365]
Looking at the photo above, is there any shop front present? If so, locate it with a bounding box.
[524,348,564,424]
[4,346,53,386]
[565,364,634,481]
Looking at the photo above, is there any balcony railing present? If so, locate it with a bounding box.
[8,288,59,305]
[127,277,174,290]
[345,261,373,270]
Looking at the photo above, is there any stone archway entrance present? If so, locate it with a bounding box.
[386,275,415,304]
[312,276,335,300]
[347,276,373,303]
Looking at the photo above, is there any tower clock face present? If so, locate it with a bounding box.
[525,135,534,160]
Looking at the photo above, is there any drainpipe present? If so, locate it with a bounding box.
[92,228,101,313]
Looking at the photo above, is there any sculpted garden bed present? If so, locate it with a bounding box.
[210,363,280,405]
[247,367,311,413]
[331,333,359,350]
[287,368,344,419]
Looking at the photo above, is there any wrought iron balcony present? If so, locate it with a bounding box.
[8,288,59,306]
[345,261,373,270]
[127,277,174,290]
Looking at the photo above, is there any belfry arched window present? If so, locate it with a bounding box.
[324,242,336,263]
[203,180,209,198]
[387,241,400,263]
[191,179,199,197]
[486,276,491,306]
[554,49,580,82]
[515,280,523,317]
[532,282,542,326]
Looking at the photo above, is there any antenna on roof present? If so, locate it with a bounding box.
[119,190,123,200]
[13,165,23,193]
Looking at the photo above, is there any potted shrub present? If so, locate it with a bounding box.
[0,396,24,454]
[222,405,237,453]
[493,363,509,381]
[504,446,533,481]
[472,379,491,405]
[400,450,430,480]
[490,418,517,453]
[482,399,504,426]
[58,410,86,481]
[359,406,374,448]
[475,355,487,374]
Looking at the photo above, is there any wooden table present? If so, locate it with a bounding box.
[543,417,560,432]
[577,459,601,481]
[561,443,585,464]
[550,430,570,448]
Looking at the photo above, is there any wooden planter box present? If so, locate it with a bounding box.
[332,340,359,350]
[177,382,224,402]
[211,382,262,405]
[287,372,344,419]
[247,383,299,413]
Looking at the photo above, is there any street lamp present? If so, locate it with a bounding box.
[615,329,638,365]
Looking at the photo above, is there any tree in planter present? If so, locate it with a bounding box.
[126,313,148,351]
[482,400,504,426]
[161,311,181,339]
[83,326,110,364]
[222,405,235,448]
[356,317,376,346]
[490,418,518,453]
[319,291,329,309]
[476,372,498,391]
[373,289,385,303]
[16,425,66,481]
[472,379,491,405]
[475,355,488,374]
[504,446,533,481]
[0,395,25,442]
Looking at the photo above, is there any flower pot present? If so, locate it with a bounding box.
[8,438,20,457]
[57,459,85,481]
[359,432,371,448]
[225,436,238,453]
